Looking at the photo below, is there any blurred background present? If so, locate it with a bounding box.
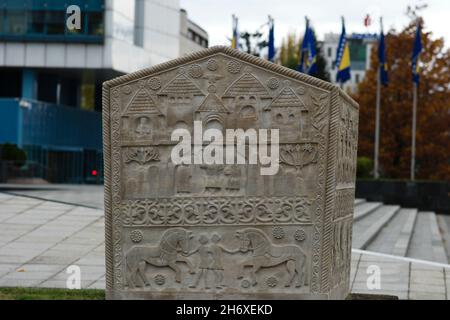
[0,0,447,193]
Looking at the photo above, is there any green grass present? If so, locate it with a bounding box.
[0,287,105,300]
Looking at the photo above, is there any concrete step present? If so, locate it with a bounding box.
[354,198,365,206]
[352,205,400,250]
[436,214,450,263]
[406,211,449,263]
[353,201,383,221]
[365,208,417,256]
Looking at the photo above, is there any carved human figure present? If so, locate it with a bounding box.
[135,116,151,136]
[209,233,240,288]
[175,164,192,194]
[189,234,212,289]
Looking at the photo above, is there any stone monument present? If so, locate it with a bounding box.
[103,46,359,299]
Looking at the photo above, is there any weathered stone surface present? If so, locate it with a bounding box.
[103,46,359,299]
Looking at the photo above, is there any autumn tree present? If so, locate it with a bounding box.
[279,33,300,69]
[355,18,450,181]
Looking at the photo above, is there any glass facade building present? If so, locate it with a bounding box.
[0,0,208,183]
[0,0,104,43]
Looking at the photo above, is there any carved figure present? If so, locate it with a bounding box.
[125,228,195,288]
[189,234,212,289]
[235,228,306,287]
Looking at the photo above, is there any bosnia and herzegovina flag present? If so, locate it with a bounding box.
[298,17,317,75]
[231,15,239,50]
[378,25,388,86]
[412,22,422,84]
[335,18,351,83]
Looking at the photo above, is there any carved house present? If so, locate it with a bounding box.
[157,72,205,133]
[265,87,309,141]
[222,72,272,129]
[195,85,229,132]
[121,87,164,142]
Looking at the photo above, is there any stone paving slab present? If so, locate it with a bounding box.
[1,192,450,300]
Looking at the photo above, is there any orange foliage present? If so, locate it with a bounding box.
[354,19,450,181]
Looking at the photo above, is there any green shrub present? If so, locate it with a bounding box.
[0,143,27,167]
[357,157,373,178]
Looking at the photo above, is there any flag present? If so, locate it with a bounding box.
[231,15,239,50]
[268,17,275,62]
[298,17,317,75]
[335,18,351,83]
[364,14,372,27]
[411,22,422,84]
[378,23,388,86]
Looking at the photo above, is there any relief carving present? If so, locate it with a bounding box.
[104,48,358,299]
[125,228,195,288]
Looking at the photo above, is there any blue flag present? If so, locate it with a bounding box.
[412,22,422,84]
[231,15,239,50]
[268,17,275,62]
[298,18,317,75]
[378,28,388,86]
[335,18,351,83]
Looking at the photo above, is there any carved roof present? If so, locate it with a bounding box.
[159,73,204,96]
[266,87,307,111]
[223,72,271,99]
[196,93,229,113]
[123,89,162,115]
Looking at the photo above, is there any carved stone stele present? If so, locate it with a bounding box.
[103,46,359,299]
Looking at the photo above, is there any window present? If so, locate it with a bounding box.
[0,1,105,43]
[30,11,45,34]
[355,74,360,83]
[327,47,332,58]
[7,10,27,34]
[45,11,66,35]
[0,9,4,33]
[0,69,21,98]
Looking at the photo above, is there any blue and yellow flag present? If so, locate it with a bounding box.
[268,17,275,62]
[412,22,422,84]
[378,24,388,86]
[335,18,351,83]
[231,15,239,50]
[298,17,317,75]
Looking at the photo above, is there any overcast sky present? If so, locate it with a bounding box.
[180,0,450,47]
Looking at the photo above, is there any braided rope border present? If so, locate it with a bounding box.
[319,87,340,294]
[102,84,113,298]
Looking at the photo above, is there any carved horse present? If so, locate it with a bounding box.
[125,228,195,288]
[235,228,307,287]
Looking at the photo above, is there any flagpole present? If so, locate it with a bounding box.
[411,81,417,180]
[410,18,420,181]
[374,68,381,179]
[374,17,383,179]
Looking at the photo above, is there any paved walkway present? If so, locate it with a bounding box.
[0,184,104,209]
[0,192,449,299]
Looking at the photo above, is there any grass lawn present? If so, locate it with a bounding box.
[0,287,105,300]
